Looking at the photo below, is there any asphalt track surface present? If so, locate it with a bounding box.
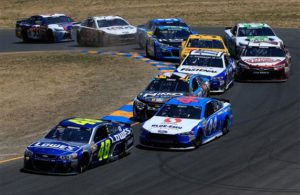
[0,27,300,195]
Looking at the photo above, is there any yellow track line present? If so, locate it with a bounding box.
[0,156,23,164]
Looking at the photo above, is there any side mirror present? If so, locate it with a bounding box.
[147,31,153,37]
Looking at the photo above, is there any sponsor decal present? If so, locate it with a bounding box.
[110,127,131,143]
[244,58,281,64]
[34,142,76,152]
[176,96,199,104]
[180,68,217,73]
[143,92,184,97]
[164,117,182,124]
[151,124,183,130]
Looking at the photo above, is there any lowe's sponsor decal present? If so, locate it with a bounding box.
[33,142,77,152]
[110,127,131,143]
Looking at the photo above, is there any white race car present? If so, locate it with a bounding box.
[236,41,291,81]
[224,23,283,57]
[177,50,236,93]
[76,16,137,46]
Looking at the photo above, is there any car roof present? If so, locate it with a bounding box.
[92,16,124,20]
[188,34,223,41]
[248,41,281,48]
[38,13,66,18]
[59,118,106,129]
[237,23,271,28]
[189,50,224,57]
[156,72,192,81]
[166,96,212,107]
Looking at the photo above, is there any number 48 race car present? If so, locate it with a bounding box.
[23,118,134,175]
[140,96,233,150]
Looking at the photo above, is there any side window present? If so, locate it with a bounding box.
[204,102,215,118]
[94,126,108,142]
[106,124,119,135]
[212,101,221,112]
[231,25,237,36]
[192,79,198,92]
[81,19,88,27]
[87,19,95,28]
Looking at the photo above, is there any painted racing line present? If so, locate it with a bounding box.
[76,49,177,124]
[0,49,176,163]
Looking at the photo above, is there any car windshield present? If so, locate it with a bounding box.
[156,104,201,119]
[154,21,187,27]
[45,126,92,143]
[182,55,224,68]
[145,79,189,93]
[241,47,285,57]
[155,28,191,39]
[44,16,73,24]
[97,19,129,27]
[187,39,225,49]
[237,27,275,37]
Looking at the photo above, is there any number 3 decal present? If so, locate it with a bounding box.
[98,139,111,161]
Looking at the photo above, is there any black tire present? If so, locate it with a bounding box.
[222,118,230,135]
[22,30,29,42]
[47,30,54,43]
[193,131,202,148]
[78,153,89,173]
[145,42,150,58]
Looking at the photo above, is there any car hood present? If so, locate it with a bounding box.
[28,139,84,155]
[177,65,225,78]
[241,57,285,67]
[138,91,187,103]
[48,23,73,31]
[99,25,137,35]
[236,36,282,45]
[143,116,200,135]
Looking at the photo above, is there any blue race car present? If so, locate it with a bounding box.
[23,118,134,175]
[133,72,210,121]
[140,96,233,150]
[136,18,191,49]
[16,13,74,42]
[177,50,236,93]
[145,26,192,60]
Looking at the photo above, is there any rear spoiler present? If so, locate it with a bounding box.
[213,98,230,103]
[101,116,133,126]
[225,26,232,30]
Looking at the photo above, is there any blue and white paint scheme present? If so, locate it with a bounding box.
[177,50,236,93]
[140,96,233,150]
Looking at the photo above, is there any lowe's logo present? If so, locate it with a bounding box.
[34,142,76,152]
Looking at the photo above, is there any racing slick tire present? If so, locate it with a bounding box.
[193,131,203,148]
[222,118,230,135]
[22,30,29,42]
[47,30,55,43]
[78,153,89,173]
[145,42,151,58]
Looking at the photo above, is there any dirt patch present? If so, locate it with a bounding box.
[0,0,299,28]
[0,52,157,160]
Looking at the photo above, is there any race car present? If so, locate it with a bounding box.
[145,26,192,60]
[76,16,137,46]
[133,72,210,121]
[23,118,134,175]
[236,41,291,81]
[140,96,233,150]
[180,34,229,61]
[16,14,74,42]
[177,50,236,93]
[136,18,192,49]
[224,23,283,57]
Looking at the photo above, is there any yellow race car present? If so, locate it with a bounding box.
[180,34,229,60]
